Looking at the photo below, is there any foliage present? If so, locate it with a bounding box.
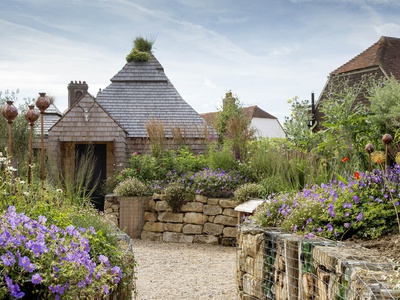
[162,182,191,212]
[234,183,266,203]
[251,164,400,240]
[133,36,154,52]
[316,75,373,175]
[126,36,154,63]
[366,76,400,141]
[0,155,136,299]
[113,178,149,197]
[0,206,123,299]
[283,96,316,150]
[207,141,240,172]
[214,92,255,161]
[187,168,247,198]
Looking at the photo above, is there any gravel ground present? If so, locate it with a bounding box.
[131,239,239,300]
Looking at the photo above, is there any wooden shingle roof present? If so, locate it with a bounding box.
[332,36,400,79]
[96,54,211,138]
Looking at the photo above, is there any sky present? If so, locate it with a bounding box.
[1,0,400,124]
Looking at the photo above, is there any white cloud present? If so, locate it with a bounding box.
[372,23,400,37]
[203,77,217,89]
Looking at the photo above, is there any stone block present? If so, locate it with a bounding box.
[183,212,208,225]
[221,237,236,246]
[214,215,237,226]
[207,198,220,205]
[141,231,162,241]
[208,216,216,222]
[155,200,172,212]
[223,226,237,237]
[181,202,203,212]
[144,212,157,222]
[219,199,237,208]
[193,235,219,245]
[195,194,208,203]
[111,204,119,211]
[223,208,237,217]
[142,222,164,232]
[105,214,118,227]
[164,223,183,233]
[158,211,184,223]
[163,232,194,243]
[244,256,255,275]
[145,198,156,211]
[203,222,224,235]
[203,204,223,216]
[182,224,203,234]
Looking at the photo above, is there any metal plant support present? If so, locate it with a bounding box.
[1,100,18,157]
[35,93,50,184]
[25,104,39,184]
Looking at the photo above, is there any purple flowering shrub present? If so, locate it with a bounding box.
[186,168,247,198]
[251,165,400,240]
[0,206,123,299]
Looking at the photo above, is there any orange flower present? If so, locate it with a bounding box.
[342,157,349,162]
[354,171,360,180]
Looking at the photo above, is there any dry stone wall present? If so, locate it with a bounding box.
[104,194,239,246]
[141,194,238,246]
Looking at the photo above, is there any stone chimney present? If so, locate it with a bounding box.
[67,81,88,108]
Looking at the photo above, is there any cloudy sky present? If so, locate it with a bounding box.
[1,0,400,123]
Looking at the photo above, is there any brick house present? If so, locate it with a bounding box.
[47,54,214,210]
[314,36,400,128]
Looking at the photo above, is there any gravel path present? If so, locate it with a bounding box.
[132,239,238,300]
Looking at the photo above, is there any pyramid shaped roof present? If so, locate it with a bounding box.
[332,36,400,79]
[96,53,211,138]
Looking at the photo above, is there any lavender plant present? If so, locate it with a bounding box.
[0,206,123,299]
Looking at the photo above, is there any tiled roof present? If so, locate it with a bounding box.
[35,103,63,136]
[96,54,212,138]
[200,105,278,124]
[332,36,400,79]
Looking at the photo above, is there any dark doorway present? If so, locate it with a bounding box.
[75,144,107,211]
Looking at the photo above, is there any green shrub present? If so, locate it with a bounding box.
[188,168,247,198]
[134,36,154,52]
[126,49,151,62]
[234,183,266,203]
[207,141,239,171]
[163,182,191,212]
[113,178,149,197]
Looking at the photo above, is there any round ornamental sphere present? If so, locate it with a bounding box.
[1,100,18,124]
[25,105,39,124]
[364,143,374,154]
[382,134,393,145]
[35,92,50,113]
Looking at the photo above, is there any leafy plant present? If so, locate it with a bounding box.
[162,182,190,212]
[187,168,247,198]
[113,178,149,197]
[234,183,266,203]
[0,206,123,299]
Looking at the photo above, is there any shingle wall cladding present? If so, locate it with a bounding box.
[48,95,128,173]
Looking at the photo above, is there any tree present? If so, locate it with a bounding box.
[214,91,255,161]
[283,96,315,150]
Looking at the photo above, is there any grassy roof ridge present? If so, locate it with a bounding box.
[126,36,155,63]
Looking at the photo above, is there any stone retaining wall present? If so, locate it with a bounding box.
[104,194,239,246]
[237,224,400,300]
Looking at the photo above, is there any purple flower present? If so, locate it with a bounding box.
[353,195,360,204]
[344,223,350,228]
[5,275,25,298]
[356,213,363,222]
[103,284,109,294]
[31,273,42,284]
[18,256,35,273]
[327,223,333,232]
